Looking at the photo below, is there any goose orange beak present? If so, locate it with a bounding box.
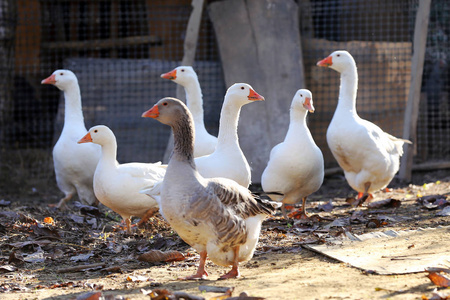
[303,97,315,113]
[78,132,92,144]
[317,56,333,67]
[142,105,159,118]
[161,69,177,80]
[248,88,265,101]
[41,74,56,85]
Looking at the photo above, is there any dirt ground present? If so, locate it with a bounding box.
[0,169,449,300]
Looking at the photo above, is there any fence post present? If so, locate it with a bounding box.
[399,0,432,182]
[163,0,205,163]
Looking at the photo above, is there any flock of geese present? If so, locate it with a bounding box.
[41,50,411,279]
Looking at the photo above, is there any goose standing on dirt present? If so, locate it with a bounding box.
[161,66,217,157]
[261,89,324,218]
[195,83,264,188]
[78,125,166,234]
[141,98,277,280]
[317,50,411,205]
[42,70,100,208]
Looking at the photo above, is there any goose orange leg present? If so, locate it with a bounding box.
[219,246,240,279]
[300,197,309,219]
[285,197,310,220]
[56,192,74,210]
[356,182,373,206]
[180,251,208,280]
[281,204,289,218]
[125,218,132,234]
[136,207,159,228]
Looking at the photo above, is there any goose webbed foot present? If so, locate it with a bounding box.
[219,246,240,280]
[219,266,240,280]
[56,192,74,210]
[179,251,208,280]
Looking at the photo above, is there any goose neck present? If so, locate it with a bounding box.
[171,116,196,168]
[63,85,85,129]
[184,80,204,124]
[336,67,358,115]
[285,109,308,140]
[98,140,118,170]
[216,100,241,150]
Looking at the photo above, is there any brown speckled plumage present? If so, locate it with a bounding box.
[144,97,276,279]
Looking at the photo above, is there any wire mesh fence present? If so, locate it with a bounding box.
[0,0,449,197]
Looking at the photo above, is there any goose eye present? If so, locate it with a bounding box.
[163,102,168,106]
[181,69,185,72]
[240,86,245,90]
[94,130,98,133]
[300,94,303,97]
[60,73,64,75]
[337,54,340,57]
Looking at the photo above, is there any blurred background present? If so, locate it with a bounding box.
[0,0,448,198]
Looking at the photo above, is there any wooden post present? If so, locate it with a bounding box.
[163,0,205,163]
[208,0,305,183]
[399,0,431,182]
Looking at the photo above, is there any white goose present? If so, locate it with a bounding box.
[261,89,324,218]
[195,83,264,188]
[317,50,411,205]
[161,66,217,157]
[41,70,100,208]
[78,125,166,234]
[141,98,277,280]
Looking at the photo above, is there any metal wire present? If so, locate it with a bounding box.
[0,0,449,196]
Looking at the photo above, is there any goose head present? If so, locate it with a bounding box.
[161,66,197,86]
[78,125,114,146]
[41,69,79,91]
[225,83,265,106]
[316,50,355,73]
[292,89,314,113]
[142,97,191,127]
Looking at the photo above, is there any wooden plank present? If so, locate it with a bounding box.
[399,0,432,182]
[41,35,161,50]
[181,0,204,66]
[163,0,205,163]
[208,0,305,183]
[411,161,450,172]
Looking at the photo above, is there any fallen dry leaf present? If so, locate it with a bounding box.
[366,218,388,229]
[76,291,102,300]
[427,272,450,287]
[43,217,54,225]
[368,198,401,209]
[422,288,450,300]
[48,282,75,289]
[317,200,334,212]
[8,250,24,265]
[142,288,205,300]
[127,275,153,282]
[0,265,16,273]
[138,249,185,263]
[74,202,102,217]
[417,195,449,209]
[70,252,94,262]
[437,206,450,217]
[287,209,305,219]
